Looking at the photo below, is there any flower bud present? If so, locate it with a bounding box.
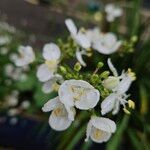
[59,66,67,74]
[97,62,104,68]
[103,76,119,90]
[74,62,82,72]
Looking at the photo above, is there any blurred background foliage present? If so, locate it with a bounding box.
[0,0,149,149]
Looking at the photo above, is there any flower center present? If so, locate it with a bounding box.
[93,128,103,140]
[71,86,85,101]
[52,83,60,91]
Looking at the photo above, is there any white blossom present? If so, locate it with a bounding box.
[5,91,19,107]
[42,97,74,131]
[13,45,35,67]
[42,74,63,94]
[36,43,61,82]
[101,58,136,115]
[85,116,116,143]
[105,4,123,22]
[92,33,122,55]
[21,100,30,109]
[65,19,91,49]
[59,80,100,120]
[5,64,21,80]
[65,19,92,66]
[0,36,11,45]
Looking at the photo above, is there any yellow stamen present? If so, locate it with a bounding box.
[127,68,136,81]
[93,129,102,140]
[123,108,131,115]
[128,100,135,109]
[52,83,60,91]
[53,108,62,117]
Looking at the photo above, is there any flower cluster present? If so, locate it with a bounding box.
[65,19,122,66]
[0,8,136,144]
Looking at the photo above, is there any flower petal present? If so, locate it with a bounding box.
[75,31,91,49]
[36,64,54,82]
[65,19,77,35]
[76,50,86,67]
[90,127,112,143]
[42,96,61,112]
[85,120,92,142]
[101,93,117,115]
[43,43,61,61]
[75,87,100,110]
[107,58,118,77]
[91,116,116,133]
[49,105,72,131]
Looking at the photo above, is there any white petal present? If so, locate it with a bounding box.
[75,88,100,110]
[65,105,76,121]
[91,116,116,133]
[42,75,63,94]
[75,32,91,49]
[105,4,114,13]
[65,19,77,35]
[86,27,101,43]
[106,15,115,22]
[114,8,123,17]
[85,120,92,142]
[58,80,75,107]
[42,81,53,94]
[59,80,100,110]
[90,127,112,143]
[49,105,72,131]
[42,43,61,61]
[76,50,86,67]
[42,96,61,112]
[101,93,117,115]
[15,46,35,66]
[36,64,54,82]
[115,74,132,94]
[107,58,118,77]
[112,100,120,115]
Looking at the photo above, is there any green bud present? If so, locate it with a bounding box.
[100,71,110,79]
[59,66,67,74]
[91,74,99,83]
[97,62,104,68]
[65,73,72,79]
[74,62,82,72]
[131,36,138,43]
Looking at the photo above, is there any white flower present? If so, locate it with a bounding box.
[85,116,116,143]
[101,59,136,115]
[105,4,123,22]
[5,91,19,107]
[21,100,30,109]
[86,27,101,43]
[42,97,75,131]
[42,74,63,94]
[0,36,11,45]
[59,80,100,120]
[65,19,92,66]
[13,45,35,67]
[5,64,22,80]
[65,19,91,49]
[36,43,61,82]
[92,33,122,55]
